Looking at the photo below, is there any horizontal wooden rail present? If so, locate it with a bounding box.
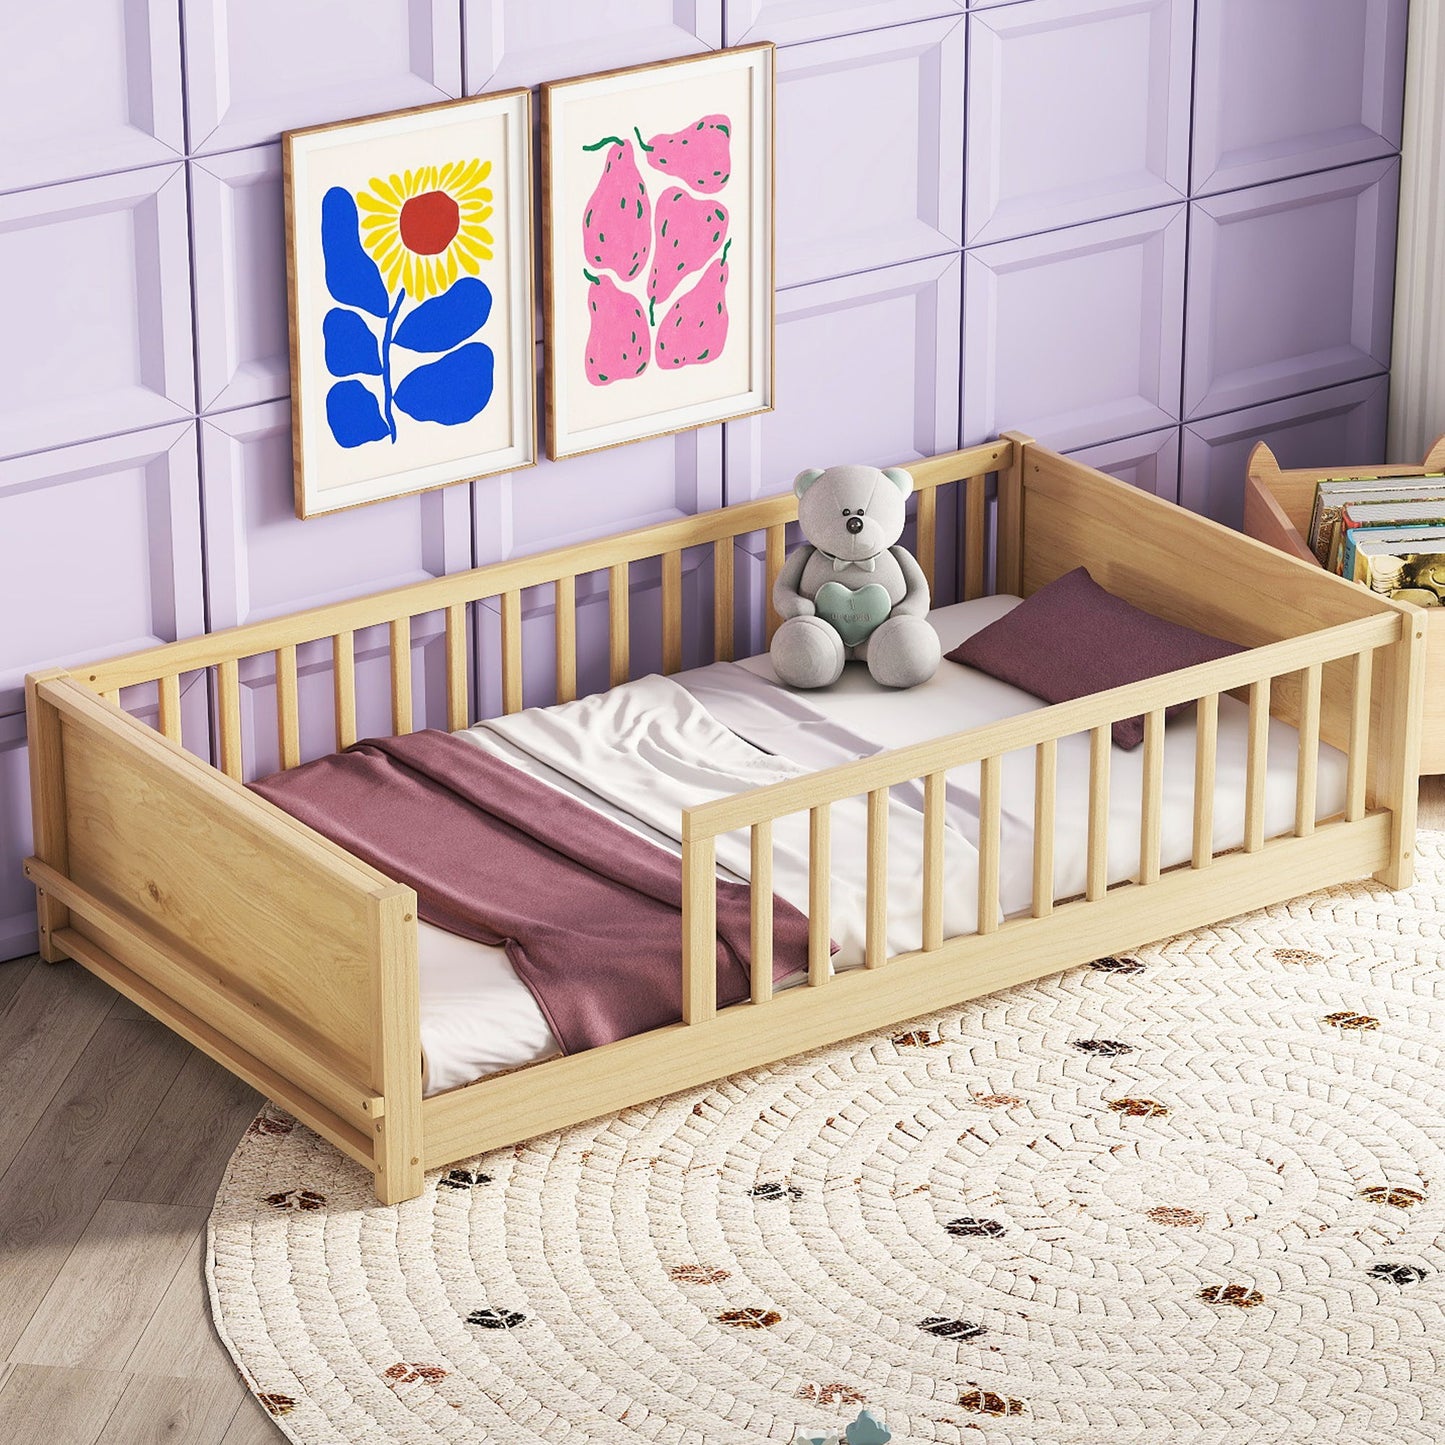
[77,439,1015,693]
[681,613,1399,840]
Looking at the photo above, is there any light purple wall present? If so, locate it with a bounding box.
[0,0,1409,959]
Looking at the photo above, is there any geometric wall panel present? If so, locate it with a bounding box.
[1068,426,1181,503]
[0,715,37,961]
[967,0,1192,245]
[0,166,195,460]
[962,203,1186,451]
[1179,374,1390,529]
[726,0,962,48]
[777,18,965,287]
[725,253,962,502]
[199,400,473,630]
[1183,158,1399,421]
[191,145,289,414]
[183,0,462,154]
[1192,0,1408,195]
[0,0,185,192]
[464,0,720,92]
[0,422,205,717]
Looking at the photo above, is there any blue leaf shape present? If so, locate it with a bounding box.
[321,187,389,318]
[326,380,389,447]
[392,278,493,353]
[393,343,494,426]
[323,308,381,377]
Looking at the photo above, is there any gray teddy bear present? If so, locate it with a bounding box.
[770,464,942,689]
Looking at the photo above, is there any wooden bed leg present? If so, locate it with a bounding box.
[1372,611,1427,890]
[25,671,72,963]
[997,431,1033,597]
[372,888,424,1205]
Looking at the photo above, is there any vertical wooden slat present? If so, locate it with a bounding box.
[662,549,683,675]
[916,486,937,597]
[389,617,413,735]
[609,562,630,687]
[1140,708,1164,885]
[750,821,773,1004]
[1032,738,1056,917]
[1192,692,1218,868]
[276,644,300,771]
[681,835,717,1024]
[996,432,1031,596]
[370,887,423,1205]
[713,538,735,663]
[332,631,357,750]
[922,771,945,950]
[157,673,182,743]
[101,689,120,707]
[1244,677,1271,853]
[978,754,1001,934]
[217,657,243,780]
[865,788,888,968]
[808,804,831,986]
[554,575,577,704]
[1295,662,1322,836]
[25,673,71,960]
[501,589,523,715]
[964,475,987,601]
[1086,723,1110,901]
[765,523,786,643]
[1347,648,1373,822]
[444,604,468,731]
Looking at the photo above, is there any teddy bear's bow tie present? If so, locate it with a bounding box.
[829,552,877,572]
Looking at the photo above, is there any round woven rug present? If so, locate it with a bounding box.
[209,839,1445,1444]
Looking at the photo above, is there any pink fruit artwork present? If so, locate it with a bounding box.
[580,137,651,282]
[583,270,650,386]
[638,116,732,194]
[656,239,729,370]
[647,188,729,323]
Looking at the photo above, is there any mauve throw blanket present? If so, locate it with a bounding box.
[251,729,811,1053]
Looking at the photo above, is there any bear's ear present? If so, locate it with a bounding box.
[793,467,826,498]
[882,467,913,498]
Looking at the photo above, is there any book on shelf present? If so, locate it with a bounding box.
[1347,528,1445,583]
[1308,474,1445,566]
[1356,545,1445,603]
[1329,497,1445,575]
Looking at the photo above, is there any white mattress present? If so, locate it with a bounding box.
[417,597,1347,1094]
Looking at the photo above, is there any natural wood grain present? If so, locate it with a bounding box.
[1033,739,1056,917]
[500,590,523,714]
[0,953,37,1012]
[107,1049,261,1207]
[922,772,945,951]
[96,1373,244,1445]
[682,837,717,1025]
[978,754,1001,933]
[750,822,773,1003]
[157,673,182,744]
[1348,648,1373,822]
[713,539,735,663]
[609,562,630,687]
[126,1228,243,1381]
[445,604,469,730]
[11,1200,205,1369]
[1193,693,1219,868]
[0,1017,188,1356]
[1087,725,1110,902]
[765,523,785,643]
[1140,709,1165,884]
[964,475,987,602]
[0,1364,130,1445]
[332,631,356,750]
[808,804,831,985]
[916,484,937,596]
[554,575,577,703]
[662,549,683,675]
[1245,678,1271,853]
[217,658,243,780]
[1295,662,1322,836]
[389,617,413,735]
[996,431,1032,596]
[25,672,71,960]
[220,1390,287,1444]
[274,646,299,771]
[865,788,888,968]
[371,889,423,1205]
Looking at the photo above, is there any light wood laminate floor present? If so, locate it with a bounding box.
[4,784,1445,1442]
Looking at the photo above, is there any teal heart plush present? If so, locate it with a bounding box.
[813,581,893,648]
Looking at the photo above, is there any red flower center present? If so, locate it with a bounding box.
[399,190,460,255]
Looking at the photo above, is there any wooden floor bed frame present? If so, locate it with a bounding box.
[25,436,1425,1204]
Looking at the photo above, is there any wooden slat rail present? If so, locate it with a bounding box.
[1032,739,1056,917]
[1244,678,1271,853]
[500,590,523,715]
[865,788,888,968]
[389,618,413,735]
[916,486,937,596]
[75,441,1017,696]
[964,474,987,601]
[1295,662,1322,836]
[217,658,243,780]
[662,550,683,675]
[1192,693,1219,868]
[609,563,629,687]
[978,754,1001,932]
[1347,649,1372,822]
[444,605,468,731]
[554,577,577,704]
[750,821,773,1003]
[1086,725,1110,902]
[333,632,357,750]
[681,836,717,1024]
[157,673,182,743]
[276,644,300,770]
[713,539,735,663]
[1140,709,1164,885]
[922,772,945,951]
[681,616,1397,842]
[765,524,786,644]
[808,805,831,986]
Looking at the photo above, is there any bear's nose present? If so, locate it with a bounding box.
[846,515,864,535]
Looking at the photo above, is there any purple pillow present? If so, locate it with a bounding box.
[945,567,1243,749]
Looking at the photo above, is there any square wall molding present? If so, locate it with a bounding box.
[963,204,1186,451]
[1192,0,1408,195]
[966,0,1192,245]
[463,1,720,92]
[0,166,194,460]
[183,0,462,154]
[726,0,962,47]
[0,422,205,715]
[191,145,290,415]
[0,0,185,193]
[725,253,961,502]
[1067,426,1180,503]
[777,17,964,287]
[1184,157,1399,421]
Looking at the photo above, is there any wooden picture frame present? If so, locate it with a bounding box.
[542,44,776,461]
[284,90,537,518]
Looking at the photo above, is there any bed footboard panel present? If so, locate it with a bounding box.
[24,674,423,1201]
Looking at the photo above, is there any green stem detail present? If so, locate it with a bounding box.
[633,125,653,152]
[582,268,600,285]
[582,134,627,152]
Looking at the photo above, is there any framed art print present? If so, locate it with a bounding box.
[542,44,775,461]
[284,91,536,518]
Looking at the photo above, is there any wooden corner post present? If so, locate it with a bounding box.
[997,431,1033,597]
[25,670,73,962]
[1370,605,1427,890]
[371,886,424,1204]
